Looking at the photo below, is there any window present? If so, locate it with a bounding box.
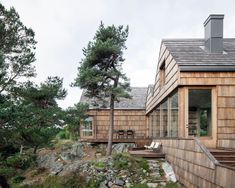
[161,100,168,137]
[159,61,166,87]
[149,90,178,138]
[82,117,93,137]
[188,89,211,136]
[169,92,178,137]
[151,106,160,138]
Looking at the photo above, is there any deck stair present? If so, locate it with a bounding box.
[209,148,235,168]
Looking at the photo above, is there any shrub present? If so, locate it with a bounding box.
[56,129,70,140]
[35,173,87,188]
[131,183,149,188]
[113,153,149,172]
[166,181,182,188]
[6,153,36,170]
[94,161,105,170]
[0,166,15,178]
[136,158,149,171]
[30,167,47,177]
[0,145,19,158]
[61,172,87,188]
[40,176,62,188]
[113,153,130,170]
[12,175,25,183]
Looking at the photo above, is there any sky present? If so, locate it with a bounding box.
[2,0,235,109]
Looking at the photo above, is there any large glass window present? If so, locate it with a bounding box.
[152,107,160,138]
[188,89,211,137]
[148,91,178,138]
[82,117,93,137]
[161,100,168,137]
[169,92,178,137]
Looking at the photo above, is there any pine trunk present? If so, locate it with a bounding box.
[20,145,24,154]
[106,94,115,156]
[33,145,38,154]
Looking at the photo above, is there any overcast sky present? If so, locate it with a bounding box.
[2,0,235,108]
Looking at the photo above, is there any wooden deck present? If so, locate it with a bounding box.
[80,138,152,147]
[128,150,165,158]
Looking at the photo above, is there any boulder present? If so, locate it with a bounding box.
[112,143,135,153]
[161,162,177,182]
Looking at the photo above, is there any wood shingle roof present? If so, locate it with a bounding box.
[162,38,235,71]
[80,87,148,109]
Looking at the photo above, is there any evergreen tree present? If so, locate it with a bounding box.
[64,103,88,139]
[5,77,67,153]
[73,23,131,155]
[0,3,36,94]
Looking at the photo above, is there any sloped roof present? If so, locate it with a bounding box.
[80,87,148,109]
[162,38,235,71]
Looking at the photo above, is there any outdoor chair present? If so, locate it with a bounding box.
[118,130,125,139]
[126,130,134,139]
[144,141,156,149]
[152,142,162,152]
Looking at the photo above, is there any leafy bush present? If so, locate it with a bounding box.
[131,183,149,188]
[30,167,47,177]
[166,181,182,188]
[113,153,130,170]
[61,172,87,188]
[56,129,70,140]
[12,175,26,183]
[113,153,149,172]
[0,166,15,178]
[39,176,62,188]
[94,161,105,170]
[136,158,149,171]
[0,145,19,158]
[30,173,87,188]
[6,153,36,170]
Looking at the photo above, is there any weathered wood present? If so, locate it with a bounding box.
[80,109,147,142]
[154,138,235,188]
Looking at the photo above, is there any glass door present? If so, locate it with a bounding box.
[187,89,212,137]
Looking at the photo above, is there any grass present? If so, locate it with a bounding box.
[165,181,182,188]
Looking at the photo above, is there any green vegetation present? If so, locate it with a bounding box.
[131,183,149,188]
[0,3,87,186]
[159,166,165,177]
[0,166,15,178]
[56,129,71,140]
[113,153,149,171]
[6,153,36,170]
[94,161,106,170]
[165,181,182,188]
[65,103,88,140]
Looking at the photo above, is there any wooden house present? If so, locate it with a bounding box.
[80,14,235,187]
[146,15,235,187]
[79,87,149,145]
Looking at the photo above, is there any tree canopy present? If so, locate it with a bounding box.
[0,77,67,153]
[0,3,36,94]
[73,22,131,155]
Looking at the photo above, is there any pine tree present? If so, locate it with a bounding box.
[0,3,36,94]
[73,22,131,155]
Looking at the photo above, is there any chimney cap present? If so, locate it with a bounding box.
[204,14,224,26]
